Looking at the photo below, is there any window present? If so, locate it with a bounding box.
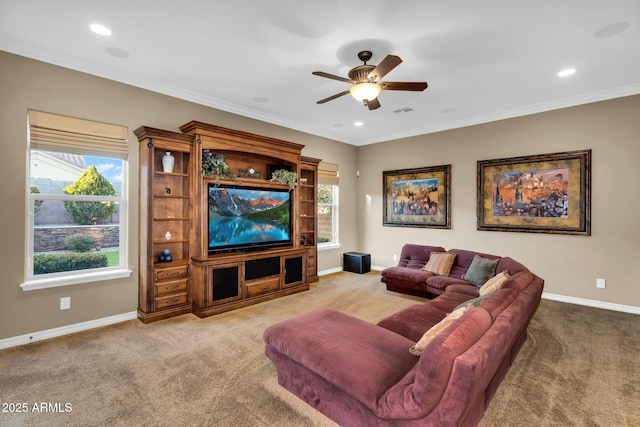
[21,110,131,290]
[317,162,339,249]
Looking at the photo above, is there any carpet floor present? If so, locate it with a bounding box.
[1,272,638,426]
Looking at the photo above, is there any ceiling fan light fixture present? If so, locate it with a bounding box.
[349,82,382,102]
[90,24,112,36]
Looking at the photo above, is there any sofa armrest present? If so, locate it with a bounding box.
[376,307,492,420]
[445,284,480,297]
[381,266,433,284]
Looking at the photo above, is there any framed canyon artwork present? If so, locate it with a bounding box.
[477,150,591,235]
[383,165,451,229]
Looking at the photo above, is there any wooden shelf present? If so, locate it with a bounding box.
[154,171,189,177]
[135,126,193,323]
[154,195,190,199]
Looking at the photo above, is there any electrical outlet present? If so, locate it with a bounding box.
[393,254,398,261]
[60,297,71,310]
[596,278,606,289]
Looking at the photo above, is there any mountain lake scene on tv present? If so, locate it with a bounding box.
[492,168,569,217]
[208,188,291,247]
[391,178,439,216]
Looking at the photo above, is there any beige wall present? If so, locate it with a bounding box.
[1,50,638,341]
[358,95,640,308]
[0,51,357,340]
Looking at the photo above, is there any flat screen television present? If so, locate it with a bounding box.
[207,183,292,253]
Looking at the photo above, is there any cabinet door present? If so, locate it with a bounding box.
[210,264,242,305]
[283,255,306,287]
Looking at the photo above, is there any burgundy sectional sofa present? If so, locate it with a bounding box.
[381,244,527,298]
[263,247,543,426]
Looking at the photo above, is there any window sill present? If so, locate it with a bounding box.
[20,268,133,291]
[318,242,341,251]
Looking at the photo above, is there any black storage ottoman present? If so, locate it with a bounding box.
[343,252,371,274]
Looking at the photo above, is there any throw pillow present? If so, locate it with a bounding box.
[421,252,456,276]
[409,305,471,356]
[462,255,499,286]
[479,270,510,296]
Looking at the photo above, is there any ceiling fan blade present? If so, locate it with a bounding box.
[380,81,428,91]
[368,55,402,82]
[316,90,350,104]
[366,98,381,110]
[312,71,353,84]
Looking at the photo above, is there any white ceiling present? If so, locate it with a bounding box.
[1,0,639,146]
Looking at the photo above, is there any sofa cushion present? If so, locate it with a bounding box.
[462,255,500,286]
[479,270,510,295]
[410,305,471,356]
[376,291,472,341]
[397,244,446,269]
[479,288,518,320]
[426,275,472,293]
[381,266,434,284]
[422,252,456,276]
[502,271,534,292]
[377,304,449,342]
[453,292,493,311]
[444,284,481,297]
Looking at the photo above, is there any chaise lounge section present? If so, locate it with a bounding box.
[263,246,543,426]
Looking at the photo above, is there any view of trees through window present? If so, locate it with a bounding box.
[29,150,123,276]
[317,183,337,244]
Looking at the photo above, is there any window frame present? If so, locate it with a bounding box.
[21,112,131,291]
[317,183,340,250]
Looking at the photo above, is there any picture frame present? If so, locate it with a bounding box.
[383,165,451,228]
[477,149,591,235]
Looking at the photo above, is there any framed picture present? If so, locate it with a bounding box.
[383,165,451,228]
[477,150,591,235]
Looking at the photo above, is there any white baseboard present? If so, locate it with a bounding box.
[0,311,138,350]
[2,290,635,351]
[318,267,344,276]
[319,266,385,276]
[542,292,640,314]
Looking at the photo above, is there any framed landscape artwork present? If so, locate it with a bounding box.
[477,150,591,235]
[383,165,451,228]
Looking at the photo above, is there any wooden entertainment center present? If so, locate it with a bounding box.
[135,121,320,323]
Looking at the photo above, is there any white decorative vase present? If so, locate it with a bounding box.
[165,231,172,241]
[162,152,175,173]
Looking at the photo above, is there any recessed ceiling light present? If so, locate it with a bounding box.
[90,24,112,36]
[557,68,576,77]
[354,121,364,127]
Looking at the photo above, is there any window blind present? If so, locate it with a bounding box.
[28,110,128,159]
[318,161,339,185]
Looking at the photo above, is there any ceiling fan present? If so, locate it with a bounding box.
[313,50,428,110]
